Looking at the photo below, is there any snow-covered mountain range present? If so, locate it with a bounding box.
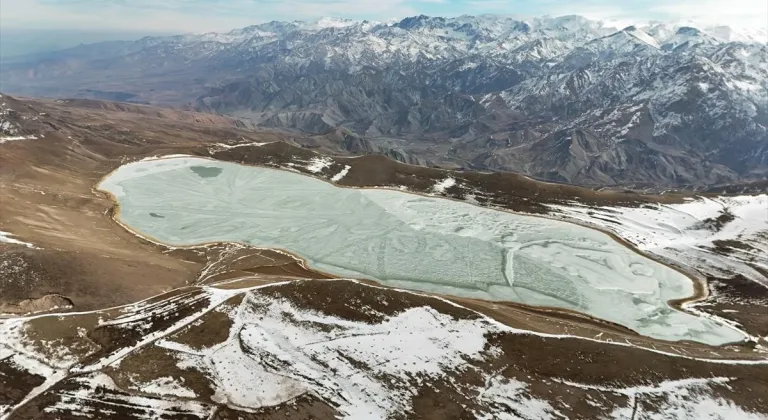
[1,15,766,186]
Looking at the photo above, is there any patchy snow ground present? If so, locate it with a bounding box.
[475,375,562,419]
[156,282,768,419]
[605,377,766,420]
[0,135,38,144]
[554,375,767,419]
[137,154,194,162]
[159,292,500,419]
[331,165,351,182]
[432,177,456,193]
[306,156,334,173]
[0,231,39,249]
[213,141,269,149]
[548,194,768,287]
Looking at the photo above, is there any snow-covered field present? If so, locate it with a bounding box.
[331,164,351,182]
[163,294,497,417]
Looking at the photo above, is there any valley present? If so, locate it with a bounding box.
[0,94,767,418]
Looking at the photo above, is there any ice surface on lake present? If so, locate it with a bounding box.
[99,157,745,345]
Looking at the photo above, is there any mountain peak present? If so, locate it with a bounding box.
[621,25,661,48]
[676,26,702,36]
[396,15,446,30]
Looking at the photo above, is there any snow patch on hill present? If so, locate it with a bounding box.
[43,373,213,419]
[0,231,39,249]
[160,292,512,419]
[548,194,768,286]
[432,177,456,193]
[1,277,767,419]
[331,165,351,182]
[306,156,334,173]
[135,376,197,399]
[0,135,38,144]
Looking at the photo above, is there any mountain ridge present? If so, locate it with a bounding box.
[1,14,766,186]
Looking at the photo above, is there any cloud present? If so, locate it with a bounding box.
[548,0,767,27]
[2,0,766,33]
[2,0,425,32]
[649,0,768,27]
[1,0,250,32]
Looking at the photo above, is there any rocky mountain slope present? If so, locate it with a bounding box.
[1,15,766,186]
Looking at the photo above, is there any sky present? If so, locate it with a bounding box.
[1,0,767,34]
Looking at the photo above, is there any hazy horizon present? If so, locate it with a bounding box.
[2,11,765,61]
[0,28,175,60]
[2,0,766,34]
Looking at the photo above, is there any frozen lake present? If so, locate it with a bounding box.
[99,157,745,345]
